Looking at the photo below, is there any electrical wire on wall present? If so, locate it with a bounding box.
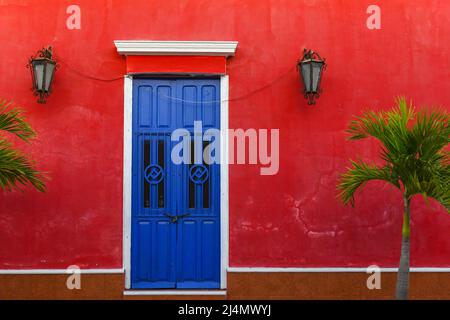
[58,58,124,82]
[161,66,296,104]
[59,57,297,103]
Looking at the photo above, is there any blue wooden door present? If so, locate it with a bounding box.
[131,79,220,289]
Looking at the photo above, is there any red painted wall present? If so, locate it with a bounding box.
[0,0,449,269]
[126,56,227,74]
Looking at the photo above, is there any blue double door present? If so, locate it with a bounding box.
[131,78,221,289]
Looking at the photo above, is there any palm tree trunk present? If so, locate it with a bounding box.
[396,194,411,300]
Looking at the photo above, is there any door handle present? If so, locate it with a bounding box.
[164,213,191,223]
[163,213,178,223]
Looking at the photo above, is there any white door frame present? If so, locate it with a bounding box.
[122,74,229,289]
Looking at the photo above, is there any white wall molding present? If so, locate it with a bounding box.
[2,267,448,275]
[0,269,124,275]
[220,75,230,289]
[227,267,450,273]
[123,75,133,289]
[114,40,238,56]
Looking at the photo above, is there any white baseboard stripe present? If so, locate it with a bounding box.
[227,267,450,273]
[0,269,124,274]
[2,267,448,275]
[123,290,227,296]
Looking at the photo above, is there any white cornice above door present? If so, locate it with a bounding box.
[114,40,238,57]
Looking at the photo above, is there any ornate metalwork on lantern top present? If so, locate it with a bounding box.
[27,46,57,104]
[297,49,326,105]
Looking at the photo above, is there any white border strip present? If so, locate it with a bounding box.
[114,40,238,57]
[123,75,133,289]
[227,267,450,273]
[0,269,124,275]
[124,290,227,296]
[122,75,230,290]
[220,75,229,289]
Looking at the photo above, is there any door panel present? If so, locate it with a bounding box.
[133,219,176,289]
[132,133,176,288]
[131,79,220,289]
[176,217,220,288]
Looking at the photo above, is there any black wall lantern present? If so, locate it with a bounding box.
[297,49,326,105]
[27,46,57,103]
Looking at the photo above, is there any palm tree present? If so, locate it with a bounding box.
[337,97,449,300]
[0,100,46,192]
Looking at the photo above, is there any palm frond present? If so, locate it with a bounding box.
[346,109,386,141]
[0,100,36,141]
[0,139,46,192]
[339,97,450,213]
[422,164,450,211]
[338,161,399,206]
